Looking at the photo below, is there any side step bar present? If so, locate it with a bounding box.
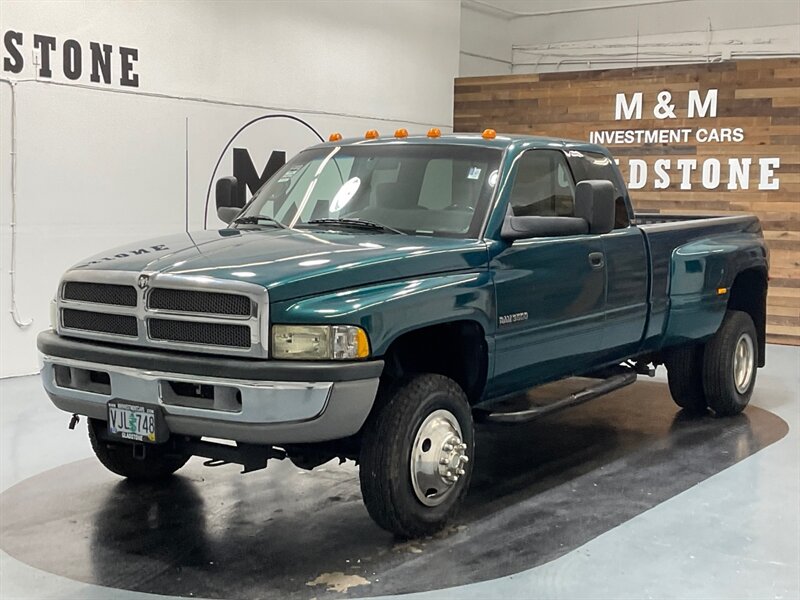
[485,370,638,424]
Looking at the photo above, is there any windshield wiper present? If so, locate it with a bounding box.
[306,218,406,235]
[233,215,288,229]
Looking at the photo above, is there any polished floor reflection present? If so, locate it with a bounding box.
[0,377,788,599]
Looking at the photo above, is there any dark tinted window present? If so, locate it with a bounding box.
[508,150,575,217]
[567,150,630,228]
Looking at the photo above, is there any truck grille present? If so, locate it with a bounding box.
[147,288,251,316]
[57,273,268,357]
[148,319,251,348]
[62,282,137,307]
[62,308,138,337]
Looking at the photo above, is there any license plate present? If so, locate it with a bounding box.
[107,402,165,443]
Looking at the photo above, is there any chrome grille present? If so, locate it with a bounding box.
[56,271,269,357]
[148,288,251,316]
[62,308,138,337]
[149,319,250,348]
[63,282,137,307]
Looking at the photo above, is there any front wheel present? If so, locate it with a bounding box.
[359,374,474,538]
[702,310,758,416]
[88,418,191,481]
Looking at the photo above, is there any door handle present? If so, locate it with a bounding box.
[588,252,605,270]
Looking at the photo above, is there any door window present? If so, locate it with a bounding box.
[567,150,631,228]
[509,151,575,217]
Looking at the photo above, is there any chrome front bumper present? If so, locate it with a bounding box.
[40,356,380,445]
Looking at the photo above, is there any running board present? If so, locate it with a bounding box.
[484,370,638,424]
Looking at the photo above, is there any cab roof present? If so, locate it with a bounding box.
[313,132,610,155]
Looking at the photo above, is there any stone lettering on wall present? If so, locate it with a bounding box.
[2,30,140,87]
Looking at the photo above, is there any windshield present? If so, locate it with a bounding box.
[239,143,503,238]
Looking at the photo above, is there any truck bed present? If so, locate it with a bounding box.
[633,212,764,352]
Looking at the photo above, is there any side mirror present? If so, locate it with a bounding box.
[217,206,241,225]
[501,214,589,241]
[215,176,242,223]
[575,180,615,234]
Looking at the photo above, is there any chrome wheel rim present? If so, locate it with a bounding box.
[410,409,468,507]
[733,332,755,394]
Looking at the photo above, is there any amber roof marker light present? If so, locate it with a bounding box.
[328,132,342,142]
[482,128,497,140]
[394,128,409,138]
[365,129,380,139]
[427,127,441,138]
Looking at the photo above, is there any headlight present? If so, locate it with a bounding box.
[49,297,58,330]
[271,325,370,360]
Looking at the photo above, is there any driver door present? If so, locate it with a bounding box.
[490,150,607,397]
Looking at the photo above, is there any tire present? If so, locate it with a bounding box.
[359,374,474,538]
[702,310,758,417]
[88,418,191,481]
[665,344,707,413]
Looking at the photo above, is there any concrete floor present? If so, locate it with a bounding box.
[1,344,798,599]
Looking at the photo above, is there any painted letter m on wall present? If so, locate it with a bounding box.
[233,148,286,206]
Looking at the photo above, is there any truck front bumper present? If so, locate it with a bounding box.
[37,331,382,445]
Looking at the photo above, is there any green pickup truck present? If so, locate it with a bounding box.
[38,130,769,537]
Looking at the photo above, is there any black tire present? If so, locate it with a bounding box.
[702,310,758,416]
[665,344,707,413]
[359,374,474,538]
[88,418,191,481]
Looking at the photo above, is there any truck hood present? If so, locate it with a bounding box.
[69,228,489,302]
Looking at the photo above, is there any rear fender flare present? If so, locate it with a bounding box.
[663,234,768,348]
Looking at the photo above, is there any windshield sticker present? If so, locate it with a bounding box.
[467,166,482,180]
[278,166,302,182]
[330,177,361,212]
[488,169,499,187]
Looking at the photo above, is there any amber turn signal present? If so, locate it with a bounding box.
[394,128,409,138]
[427,127,441,138]
[482,128,497,140]
[365,129,380,139]
[328,132,342,142]
[354,328,370,358]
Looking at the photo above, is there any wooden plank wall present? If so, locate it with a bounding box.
[454,58,800,346]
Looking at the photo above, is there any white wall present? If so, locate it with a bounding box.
[458,0,800,76]
[460,4,511,76]
[0,0,461,377]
